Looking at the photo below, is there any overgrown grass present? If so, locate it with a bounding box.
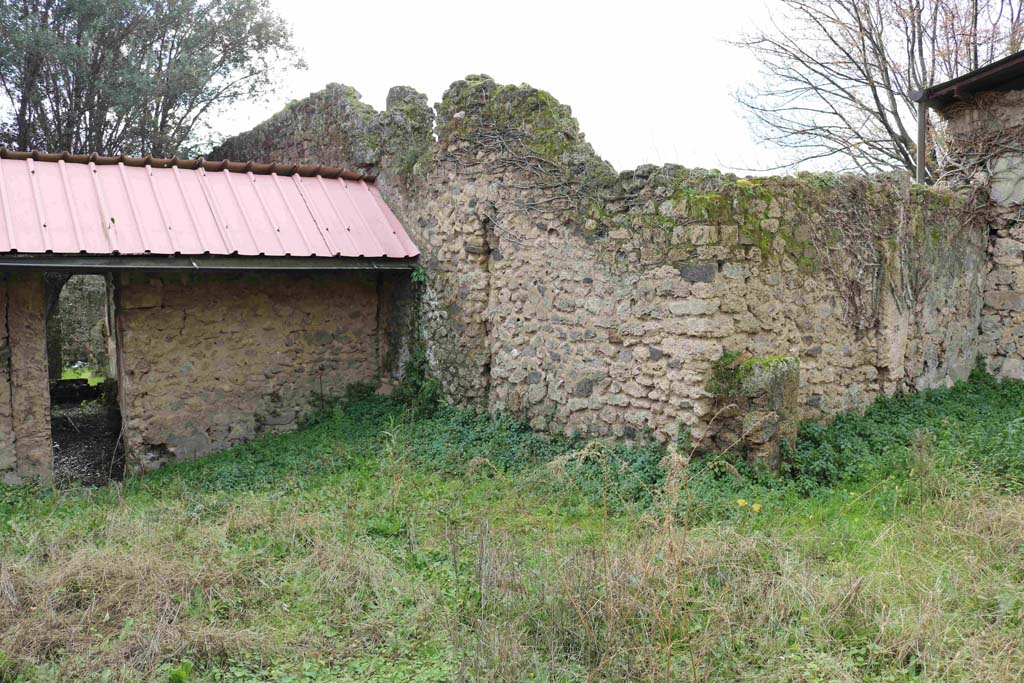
[2,371,1024,681]
[59,366,105,386]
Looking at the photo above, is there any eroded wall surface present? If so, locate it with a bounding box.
[941,90,1024,379]
[211,77,988,446]
[2,274,53,481]
[56,275,111,371]
[0,278,14,482]
[415,167,983,444]
[480,175,982,443]
[116,271,383,471]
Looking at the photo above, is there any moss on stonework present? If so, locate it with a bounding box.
[708,352,799,400]
[683,192,733,223]
[425,75,970,303]
[794,171,843,189]
[737,356,799,396]
[209,82,381,169]
[658,174,819,270]
[437,75,588,164]
[568,165,828,273]
[431,78,910,278]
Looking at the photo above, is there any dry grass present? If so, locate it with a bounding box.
[3,472,1024,682]
[2,390,1024,681]
[0,492,438,681]
[448,484,1024,682]
[1,545,256,677]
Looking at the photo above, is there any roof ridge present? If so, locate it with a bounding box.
[0,148,375,182]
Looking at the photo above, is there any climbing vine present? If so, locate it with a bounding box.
[935,93,1024,238]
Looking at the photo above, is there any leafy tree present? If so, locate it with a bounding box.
[0,0,300,157]
[736,0,1024,179]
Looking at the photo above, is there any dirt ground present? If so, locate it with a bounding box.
[51,401,125,486]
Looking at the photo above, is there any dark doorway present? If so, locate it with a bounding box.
[45,274,124,485]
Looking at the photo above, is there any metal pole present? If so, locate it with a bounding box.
[916,99,928,184]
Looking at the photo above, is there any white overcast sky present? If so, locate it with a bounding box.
[219,0,784,174]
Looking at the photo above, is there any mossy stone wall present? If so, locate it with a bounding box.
[211,76,988,451]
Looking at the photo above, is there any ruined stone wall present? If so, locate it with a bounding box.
[212,77,987,450]
[0,278,14,482]
[210,84,493,404]
[0,274,53,482]
[55,275,110,372]
[414,165,982,444]
[476,172,982,444]
[115,271,384,471]
[210,83,381,173]
[940,90,1024,379]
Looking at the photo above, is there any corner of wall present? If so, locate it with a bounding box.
[0,275,16,483]
[6,273,53,482]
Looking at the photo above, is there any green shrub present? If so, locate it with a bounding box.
[399,405,577,474]
[555,439,667,510]
[393,350,443,416]
[98,366,1024,520]
[783,367,1024,492]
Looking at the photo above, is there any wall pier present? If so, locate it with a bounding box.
[1,274,53,482]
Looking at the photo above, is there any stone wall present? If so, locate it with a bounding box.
[55,275,111,373]
[210,83,380,173]
[212,77,988,453]
[0,277,14,482]
[115,271,392,471]
[939,90,1024,379]
[465,171,980,445]
[0,274,53,482]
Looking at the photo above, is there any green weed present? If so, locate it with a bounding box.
[59,366,105,386]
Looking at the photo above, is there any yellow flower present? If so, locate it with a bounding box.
[736,498,748,507]
[752,503,762,513]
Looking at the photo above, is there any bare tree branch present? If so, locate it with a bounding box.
[736,0,1024,178]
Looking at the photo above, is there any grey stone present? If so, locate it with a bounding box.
[574,379,594,398]
[464,236,490,254]
[990,154,1024,205]
[985,290,1024,311]
[677,262,717,283]
[1001,358,1024,379]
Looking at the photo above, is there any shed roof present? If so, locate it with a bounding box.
[911,50,1024,109]
[0,150,419,263]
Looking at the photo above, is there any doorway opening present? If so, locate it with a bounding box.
[45,274,124,485]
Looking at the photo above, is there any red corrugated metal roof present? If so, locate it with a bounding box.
[0,153,418,259]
